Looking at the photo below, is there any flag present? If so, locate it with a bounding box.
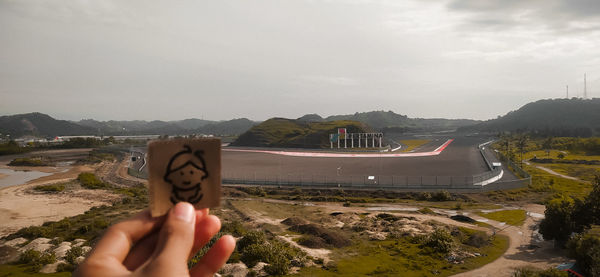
[330,134,339,142]
[338,128,346,139]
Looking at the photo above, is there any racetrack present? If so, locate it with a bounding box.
[222,136,488,178]
[129,135,524,190]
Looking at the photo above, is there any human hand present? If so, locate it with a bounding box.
[75,202,235,277]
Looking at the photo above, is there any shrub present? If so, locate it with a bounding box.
[34,183,65,193]
[264,256,291,276]
[237,231,266,252]
[240,243,271,268]
[221,220,247,237]
[77,173,110,189]
[432,190,452,201]
[423,228,454,254]
[465,232,490,248]
[65,246,84,265]
[18,249,56,272]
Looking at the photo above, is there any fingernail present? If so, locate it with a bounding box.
[173,202,194,223]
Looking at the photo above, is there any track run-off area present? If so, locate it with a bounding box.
[223,139,454,158]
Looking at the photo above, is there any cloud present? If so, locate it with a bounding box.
[446,0,600,33]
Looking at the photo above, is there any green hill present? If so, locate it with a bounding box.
[323,111,478,131]
[231,118,374,148]
[461,98,600,136]
[0,113,96,137]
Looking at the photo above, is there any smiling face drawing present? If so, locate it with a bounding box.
[164,145,208,204]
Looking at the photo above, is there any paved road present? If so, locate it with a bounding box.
[222,136,489,178]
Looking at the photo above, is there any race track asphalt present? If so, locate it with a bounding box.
[221,136,490,179]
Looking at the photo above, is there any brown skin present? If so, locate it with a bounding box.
[75,202,235,277]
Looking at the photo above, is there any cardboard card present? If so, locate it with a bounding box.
[148,138,221,217]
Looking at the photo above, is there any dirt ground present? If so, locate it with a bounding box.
[232,198,567,277]
[0,150,120,238]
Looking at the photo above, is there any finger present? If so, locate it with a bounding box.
[87,209,164,263]
[190,235,236,277]
[190,215,222,258]
[124,209,210,269]
[152,202,196,264]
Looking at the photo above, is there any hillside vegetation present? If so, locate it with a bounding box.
[314,110,478,131]
[462,98,600,136]
[0,113,95,137]
[231,118,373,148]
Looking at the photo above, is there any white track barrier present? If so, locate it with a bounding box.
[223,139,454,158]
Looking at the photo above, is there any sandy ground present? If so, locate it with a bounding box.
[0,161,120,238]
[0,173,6,180]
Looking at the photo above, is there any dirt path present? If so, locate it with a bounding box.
[0,164,120,238]
[452,204,566,277]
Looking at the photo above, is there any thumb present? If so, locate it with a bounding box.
[152,202,196,266]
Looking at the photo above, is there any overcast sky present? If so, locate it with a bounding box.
[1,0,599,121]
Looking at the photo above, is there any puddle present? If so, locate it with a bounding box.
[0,168,52,188]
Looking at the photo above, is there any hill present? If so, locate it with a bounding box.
[0,113,96,137]
[77,118,256,136]
[299,111,478,132]
[231,118,373,148]
[461,98,600,136]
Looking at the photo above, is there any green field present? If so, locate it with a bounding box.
[476,209,527,226]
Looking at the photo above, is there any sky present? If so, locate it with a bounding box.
[1,0,599,122]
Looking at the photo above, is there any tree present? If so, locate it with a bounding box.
[539,195,576,246]
[567,228,600,276]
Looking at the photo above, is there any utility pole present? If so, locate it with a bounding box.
[566,85,569,98]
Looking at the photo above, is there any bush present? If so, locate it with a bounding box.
[237,232,304,274]
[18,249,56,272]
[237,231,266,252]
[423,228,454,254]
[77,173,110,189]
[264,256,291,276]
[466,232,490,248]
[34,183,65,193]
[432,190,452,201]
[65,246,84,265]
[221,220,247,237]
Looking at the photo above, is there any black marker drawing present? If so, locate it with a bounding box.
[164,145,209,204]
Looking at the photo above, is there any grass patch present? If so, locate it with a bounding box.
[476,209,527,226]
[33,183,65,193]
[295,233,509,277]
[398,139,431,152]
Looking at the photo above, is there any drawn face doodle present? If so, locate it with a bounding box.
[164,145,209,204]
